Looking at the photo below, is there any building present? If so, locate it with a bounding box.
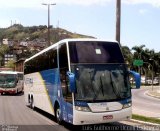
[2,39,8,45]
[14,58,25,72]
[2,39,14,46]
[20,41,28,47]
[3,54,16,66]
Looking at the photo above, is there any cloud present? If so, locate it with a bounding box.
[123,0,160,8]
[0,0,42,8]
[1,0,160,9]
[55,0,112,6]
[0,0,112,9]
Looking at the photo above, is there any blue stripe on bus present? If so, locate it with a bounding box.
[119,98,131,104]
[40,68,60,107]
[39,69,73,124]
[75,101,88,107]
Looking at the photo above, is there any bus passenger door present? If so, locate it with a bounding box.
[59,44,73,123]
[60,69,73,123]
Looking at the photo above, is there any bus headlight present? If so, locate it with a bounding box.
[75,106,91,112]
[122,102,132,109]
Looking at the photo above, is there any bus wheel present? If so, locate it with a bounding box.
[56,107,62,124]
[30,97,35,110]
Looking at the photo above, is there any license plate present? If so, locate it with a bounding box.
[103,115,113,120]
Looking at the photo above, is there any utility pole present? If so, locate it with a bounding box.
[42,3,56,47]
[116,0,121,45]
[57,20,60,41]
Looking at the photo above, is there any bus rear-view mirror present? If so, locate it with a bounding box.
[129,70,141,89]
[67,71,76,93]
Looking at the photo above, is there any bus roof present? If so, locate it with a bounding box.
[25,38,118,63]
[14,71,23,74]
[0,71,18,75]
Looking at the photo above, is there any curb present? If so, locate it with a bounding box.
[130,119,160,126]
[141,86,160,88]
[145,90,160,99]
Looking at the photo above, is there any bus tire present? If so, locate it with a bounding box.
[55,106,62,124]
[30,97,35,110]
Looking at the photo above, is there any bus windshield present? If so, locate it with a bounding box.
[69,41,124,63]
[0,74,17,88]
[69,41,130,102]
[71,64,131,102]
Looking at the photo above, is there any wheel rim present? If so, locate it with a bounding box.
[56,108,61,122]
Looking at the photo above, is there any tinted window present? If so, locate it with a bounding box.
[69,41,124,63]
[24,48,57,74]
[59,44,68,69]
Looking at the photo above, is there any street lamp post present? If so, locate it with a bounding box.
[149,59,154,91]
[139,50,143,76]
[144,61,154,91]
[42,3,56,47]
[151,63,154,91]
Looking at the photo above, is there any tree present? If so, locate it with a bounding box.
[14,32,27,41]
[0,44,9,55]
[149,50,159,77]
[0,44,9,56]
[121,46,133,69]
[131,45,160,85]
[132,45,145,59]
[0,44,9,66]
[141,48,153,82]
[5,60,15,68]
[132,45,145,74]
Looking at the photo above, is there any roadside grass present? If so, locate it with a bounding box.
[132,114,160,124]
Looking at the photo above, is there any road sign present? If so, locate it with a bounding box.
[133,60,143,66]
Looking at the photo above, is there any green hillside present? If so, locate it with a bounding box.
[0,24,94,44]
[0,24,95,66]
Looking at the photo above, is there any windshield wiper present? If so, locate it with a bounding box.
[110,71,121,99]
[93,75,105,101]
[100,76,104,96]
[88,70,96,97]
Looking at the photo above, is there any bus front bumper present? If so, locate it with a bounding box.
[0,89,3,93]
[0,88,16,94]
[73,107,132,125]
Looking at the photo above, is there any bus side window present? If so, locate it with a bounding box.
[59,44,72,103]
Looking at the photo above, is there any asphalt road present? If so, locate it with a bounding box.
[132,86,160,118]
[0,93,67,131]
[0,92,156,131]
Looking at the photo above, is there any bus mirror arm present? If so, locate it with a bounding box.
[129,70,141,89]
[67,71,76,93]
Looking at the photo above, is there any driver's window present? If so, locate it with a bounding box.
[59,43,72,103]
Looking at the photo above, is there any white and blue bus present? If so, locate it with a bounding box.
[24,39,140,125]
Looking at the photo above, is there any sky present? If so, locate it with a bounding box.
[0,0,160,52]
